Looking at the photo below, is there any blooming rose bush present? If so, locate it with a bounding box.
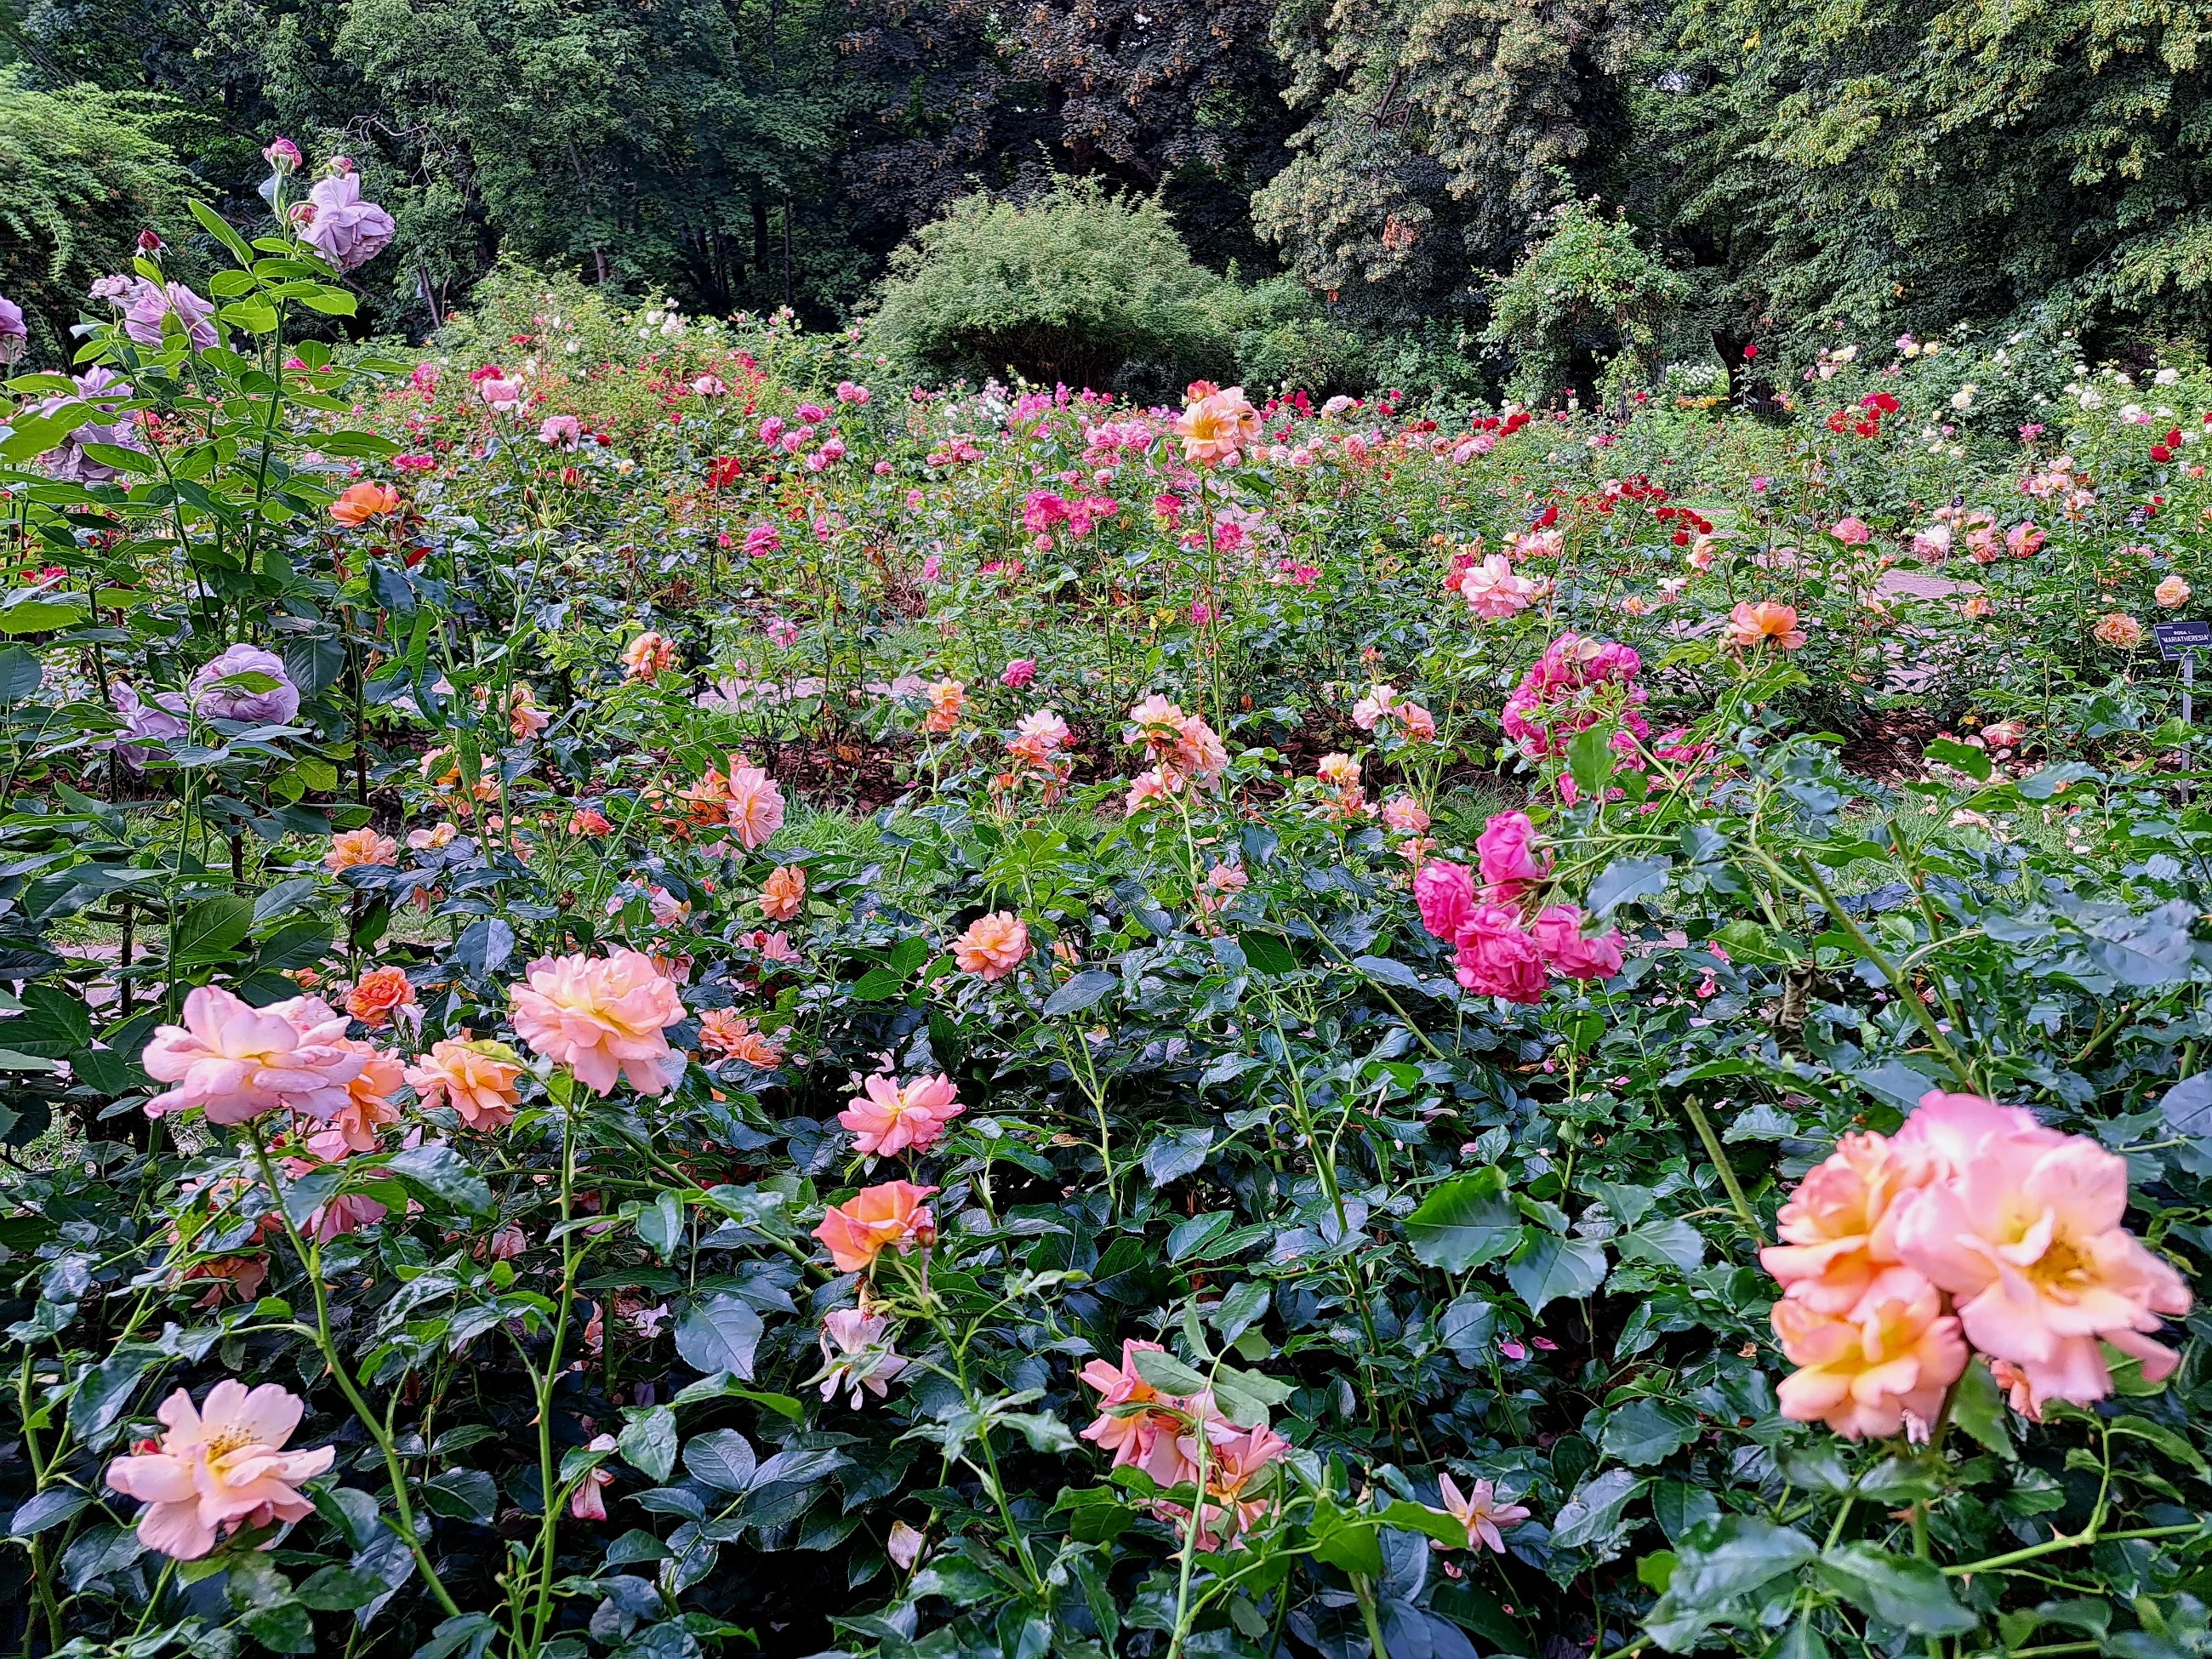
[3,189,2211,1659]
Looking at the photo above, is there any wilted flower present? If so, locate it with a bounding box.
[569,1434,618,1520]
[1434,1474,1531,1554]
[809,1307,909,1405]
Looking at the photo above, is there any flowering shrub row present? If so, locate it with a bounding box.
[0,162,2209,1659]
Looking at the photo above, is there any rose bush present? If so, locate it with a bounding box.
[1,168,2209,1659]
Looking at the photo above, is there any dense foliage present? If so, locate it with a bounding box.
[4,0,2206,374]
[3,164,2212,1659]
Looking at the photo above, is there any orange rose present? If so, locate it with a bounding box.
[331,482,400,525]
[814,1181,937,1273]
[760,864,807,921]
[324,827,398,872]
[345,965,417,1029]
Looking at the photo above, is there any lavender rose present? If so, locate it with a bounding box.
[123,281,219,351]
[112,682,188,768]
[0,294,25,367]
[294,168,396,273]
[35,368,144,485]
[189,645,300,724]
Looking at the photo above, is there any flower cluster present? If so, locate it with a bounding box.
[1122,694,1229,813]
[1764,1091,2192,1434]
[1412,812,1625,1001]
[1078,1340,1291,1550]
[1499,634,1650,761]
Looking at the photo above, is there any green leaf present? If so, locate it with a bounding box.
[173,897,255,965]
[1405,1166,1518,1271]
[0,647,42,703]
[850,964,906,1001]
[1131,1347,1211,1397]
[1586,856,1671,918]
[1549,1467,1649,1551]
[296,1565,385,1611]
[1568,723,1616,799]
[1504,1229,1607,1312]
[1654,1514,1814,1605]
[1041,969,1115,1017]
[636,1190,684,1257]
[189,198,257,265]
[681,1427,756,1492]
[0,599,90,635]
[1947,1359,2012,1457]
[241,1601,316,1654]
[1240,932,1298,975]
[1921,737,1992,782]
[619,1406,678,1484]
[1816,1543,1976,1634]
[1600,1399,1701,1467]
[675,1294,763,1380]
[420,1468,495,1524]
[386,1144,494,1217]
[1210,1280,1269,1344]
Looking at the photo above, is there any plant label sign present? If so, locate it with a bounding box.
[2154,620,2211,659]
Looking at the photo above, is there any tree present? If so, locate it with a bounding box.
[0,67,189,361]
[1251,0,1641,323]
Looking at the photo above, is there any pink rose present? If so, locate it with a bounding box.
[1413,858,1476,944]
[1529,904,1623,980]
[1452,906,1548,1003]
[1474,811,1549,897]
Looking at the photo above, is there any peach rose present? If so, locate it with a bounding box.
[954,911,1029,981]
[1723,600,1807,650]
[1173,386,1260,466]
[330,481,398,525]
[345,965,416,1029]
[1894,1103,2192,1410]
[923,678,966,734]
[508,949,686,1096]
[1078,1339,1203,1489]
[324,827,398,872]
[105,1381,335,1559]
[760,863,807,921]
[306,1042,405,1154]
[406,1037,525,1130]
[1773,1266,1967,1440]
[1761,1131,1935,1314]
[2156,574,2191,609]
[814,1180,937,1273]
[839,1073,965,1157]
[2094,613,2145,649]
[143,988,367,1125]
[697,1010,784,1069]
[726,767,785,851]
[621,630,677,683]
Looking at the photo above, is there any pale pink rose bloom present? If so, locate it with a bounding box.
[1474,811,1549,897]
[2156,574,2191,608]
[1893,1106,2192,1409]
[1772,1266,1967,1439]
[142,987,368,1125]
[1529,904,1623,981]
[1457,555,1536,619]
[2007,522,2046,558]
[841,1073,966,1156]
[477,376,524,413]
[1079,1340,1204,1489]
[293,168,396,271]
[1830,516,1873,544]
[570,1434,618,1520]
[1760,1131,1934,1314]
[405,1040,525,1130]
[508,949,687,1096]
[105,1381,336,1559]
[1125,767,1179,815]
[1436,1474,1531,1553]
[537,414,582,449]
[955,911,1029,980]
[1351,684,1400,731]
[1172,715,1229,784]
[1173,387,1260,466]
[725,766,785,849]
[810,1307,909,1406]
[1380,795,1431,835]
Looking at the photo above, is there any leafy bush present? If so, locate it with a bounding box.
[0,70,191,362]
[868,181,1231,391]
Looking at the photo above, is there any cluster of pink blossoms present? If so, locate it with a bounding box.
[1764,1091,2192,1435]
[1079,1340,1291,1550]
[1500,634,1651,761]
[1122,694,1229,815]
[1413,812,1625,1001]
[1021,487,1120,544]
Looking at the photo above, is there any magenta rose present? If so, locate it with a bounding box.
[1453,905,1548,1004]
[1531,904,1624,981]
